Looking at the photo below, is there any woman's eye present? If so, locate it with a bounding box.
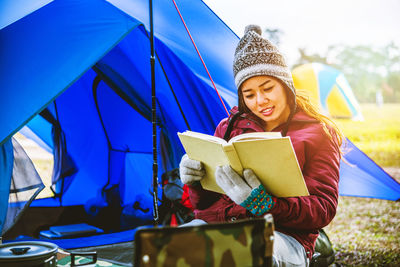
[264,86,273,92]
[244,94,254,99]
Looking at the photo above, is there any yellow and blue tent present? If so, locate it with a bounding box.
[292,63,363,120]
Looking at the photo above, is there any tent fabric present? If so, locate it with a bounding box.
[39,108,78,196]
[19,124,53,154]
[4,228,137,250]
[340,139,400,200]
[3,0,239,209]
[0,0,141,146]
[292,63,364,120]
[0,0,52,30]
[2,139,44,234]
[0,0,238,147]
[0,139,13,233]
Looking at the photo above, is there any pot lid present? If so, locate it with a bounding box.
[0,241,58,261]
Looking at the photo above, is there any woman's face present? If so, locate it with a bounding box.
[241,75,291,131]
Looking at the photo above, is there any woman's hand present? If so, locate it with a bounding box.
[215,166,276,215]
[179,154,205,185]
[215,165,258,203]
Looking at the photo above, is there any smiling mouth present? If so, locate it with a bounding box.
[260,107,274,116]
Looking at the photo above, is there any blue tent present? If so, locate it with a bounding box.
[0,0,238,248]
[1,0,399,250]
[1,0,237,205]
[339,139,400,200]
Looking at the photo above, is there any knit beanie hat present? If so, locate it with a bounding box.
[233,25,296,104]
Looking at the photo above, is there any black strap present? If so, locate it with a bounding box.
[39,108,58,127]
[281,112,294,137]
[223,112,242,141]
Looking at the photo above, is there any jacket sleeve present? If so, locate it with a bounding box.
[187,184,221,209]
[214,118,229,138]
[268,128,341,231]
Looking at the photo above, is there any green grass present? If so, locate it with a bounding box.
[325,196,400,266]
[325,103,400,266]
[334,103,400,167]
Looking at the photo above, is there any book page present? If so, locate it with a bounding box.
[233,137,309,197]
[178,131,309,197]
[179,131,227,145]
[178,132,228,194]
[229,132,282,143]
[222,144,243,175]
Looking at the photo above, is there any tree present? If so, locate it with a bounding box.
[333,43,400,103]
[293,43,400,103]
[264,28,284,47]
[293,47,330,69]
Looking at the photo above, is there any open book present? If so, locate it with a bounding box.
[178,131,309,197]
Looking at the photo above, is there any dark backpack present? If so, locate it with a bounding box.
[159,168,194,226]
[310,229,336,266]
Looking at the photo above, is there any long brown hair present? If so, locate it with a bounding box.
[295,90,344,147]
[238,85,344,148]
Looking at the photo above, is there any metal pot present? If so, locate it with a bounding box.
[0,241,58,267]
[0,240,97,267]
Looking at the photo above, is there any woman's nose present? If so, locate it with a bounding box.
[257,92,268,105]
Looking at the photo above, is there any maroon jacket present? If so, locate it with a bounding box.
[187,107,341,258]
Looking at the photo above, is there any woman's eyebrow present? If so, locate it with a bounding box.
[259,80,271,87]
[242,88,253,93]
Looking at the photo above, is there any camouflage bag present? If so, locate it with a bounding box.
[134,214,274,267]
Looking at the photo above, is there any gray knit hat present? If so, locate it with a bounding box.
[233,25,296,102]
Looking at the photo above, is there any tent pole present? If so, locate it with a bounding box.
[149,0,159,226]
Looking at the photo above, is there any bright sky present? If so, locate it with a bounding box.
[203,0,400,66]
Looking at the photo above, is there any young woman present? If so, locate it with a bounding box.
[179,25,343,266]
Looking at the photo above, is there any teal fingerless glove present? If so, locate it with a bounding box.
[240,184,276,216]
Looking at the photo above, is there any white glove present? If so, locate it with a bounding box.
[215,165,260,204]
[179,154,205,185]
[215,166,276,216]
